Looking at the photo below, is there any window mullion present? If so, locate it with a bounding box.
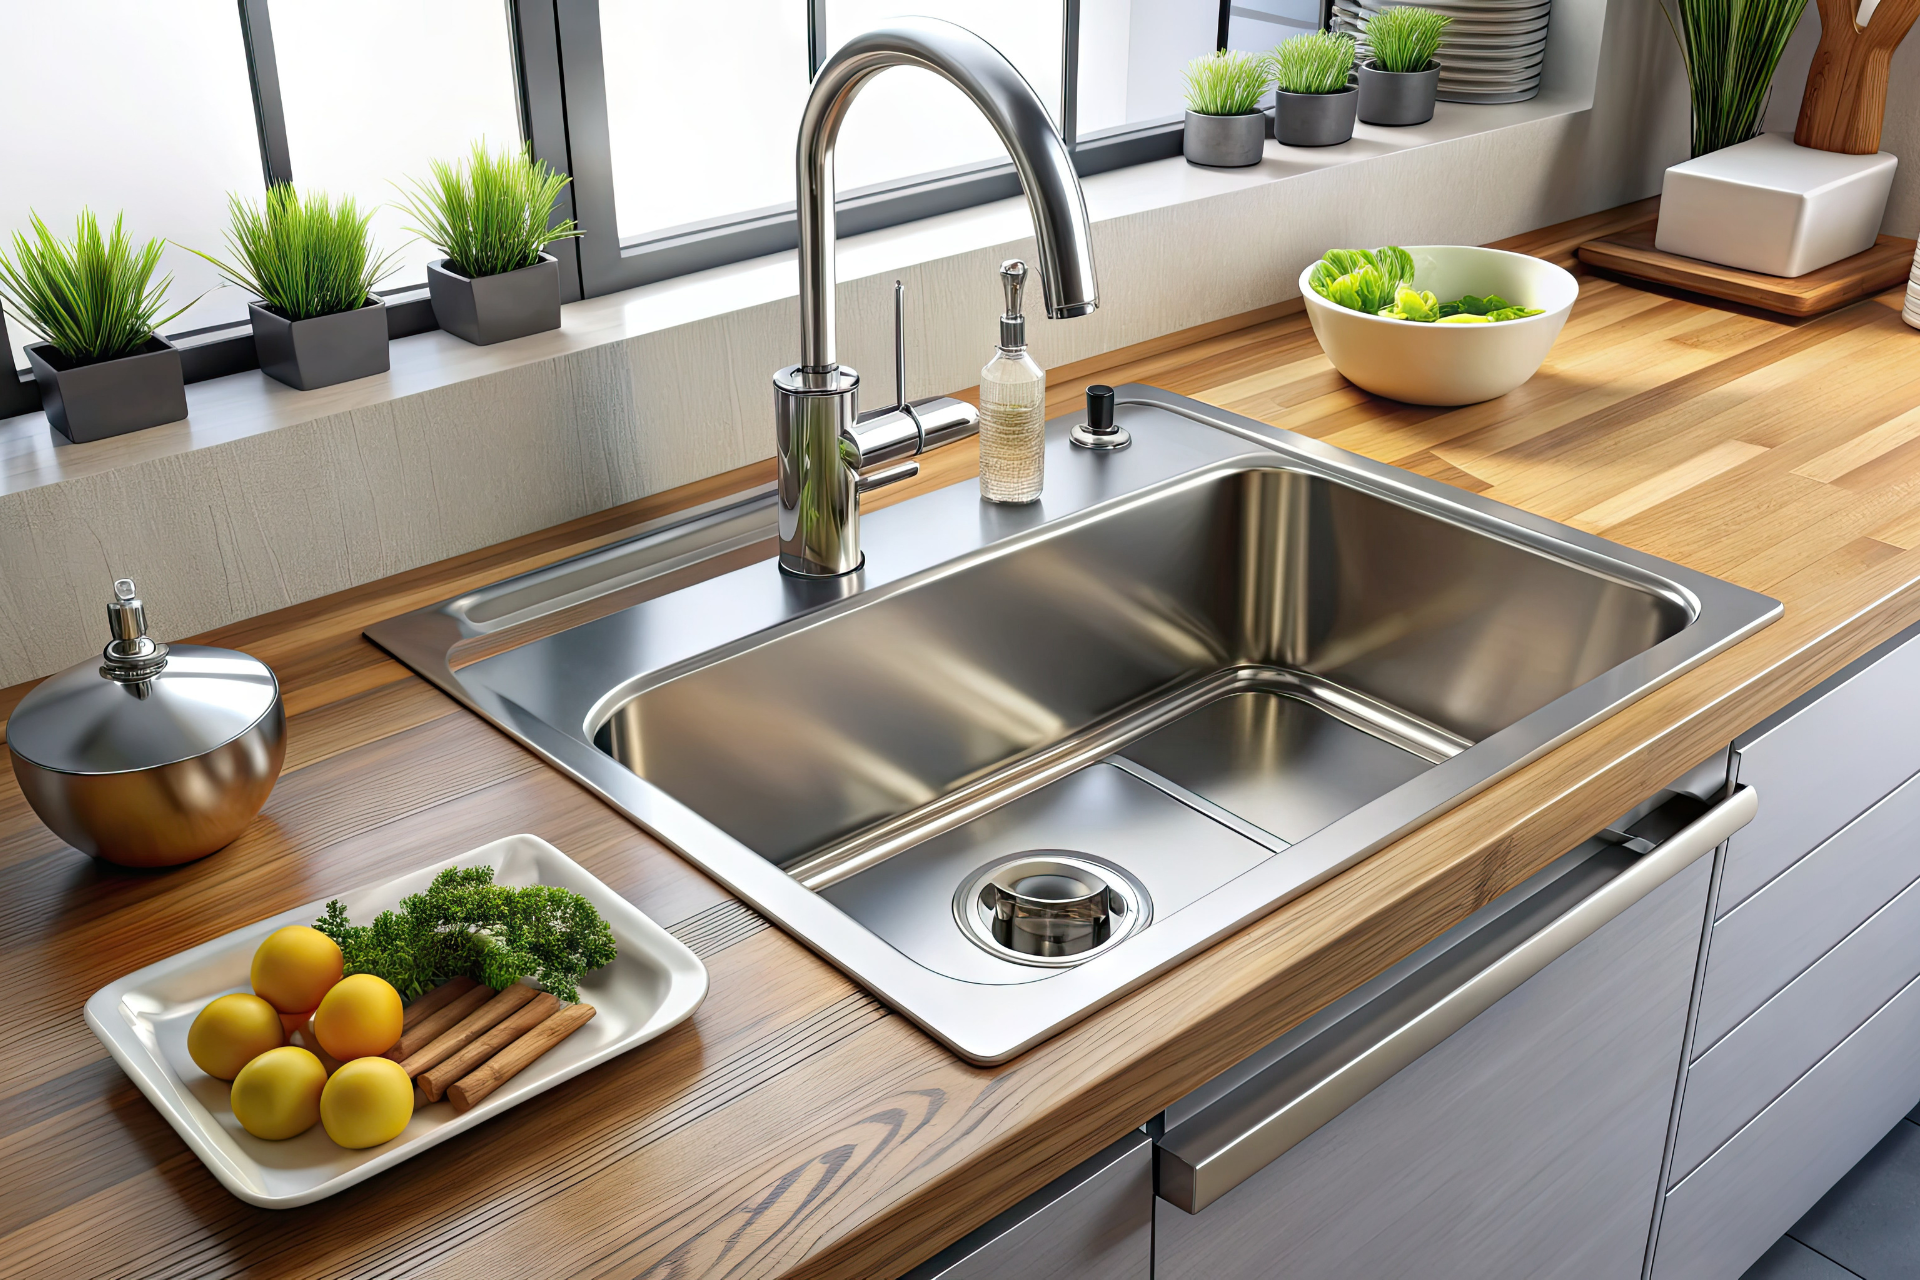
[236,0,294,187]
[509,0,584,302]
[1061,0,1080,148]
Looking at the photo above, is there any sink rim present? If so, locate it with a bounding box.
[366,385,1779,1064]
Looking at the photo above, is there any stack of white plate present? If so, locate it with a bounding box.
[1904,244,1920,330]
[1332,0,1550,104]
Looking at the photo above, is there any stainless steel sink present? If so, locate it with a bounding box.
[369,386,1778,1062]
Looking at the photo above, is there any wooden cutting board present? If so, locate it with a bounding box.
[1576,220,1916,317]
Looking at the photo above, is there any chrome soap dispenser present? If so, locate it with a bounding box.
[979,259,1046,504]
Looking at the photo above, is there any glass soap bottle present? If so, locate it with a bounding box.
[979,258,1046,504]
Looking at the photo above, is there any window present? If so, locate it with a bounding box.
[1,0,1230,409]
[823,1,1065,192]
[271,0,524,288]
[1078,0,1224,139]
[0,1,265,372]
[600,0,813,241]
[1224,0,1329,52]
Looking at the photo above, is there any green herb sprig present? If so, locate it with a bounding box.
[1307,246,1544,323]
[0,210,191,363]
[1272,31,1357,95]
[1182,50,1276,116]
[316,865,617,1004]
[186,185,398,321]
[1364,5,1451,73]
[396,141,580,280]
[1660,0,1807,156]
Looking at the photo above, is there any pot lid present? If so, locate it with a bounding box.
[8,580,279,775]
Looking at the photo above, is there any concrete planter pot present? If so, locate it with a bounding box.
[1357,60,1440,126]
[249,297,390,391]
[1274,86,1359,147]
[26,336,187,444]
[1183,110,1267,168]
[427,253,562,346]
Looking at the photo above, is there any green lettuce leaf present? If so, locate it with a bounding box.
[1378,283,1441,322]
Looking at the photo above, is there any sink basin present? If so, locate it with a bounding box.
[369,387,1778,1062]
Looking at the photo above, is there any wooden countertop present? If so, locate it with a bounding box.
[8,198,1920,1279]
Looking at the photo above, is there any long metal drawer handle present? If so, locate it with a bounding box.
[1157,786,1758,1214]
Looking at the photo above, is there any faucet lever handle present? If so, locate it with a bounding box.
[891,279,907,413]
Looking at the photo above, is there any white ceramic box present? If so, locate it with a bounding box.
[1655,133,1897,278]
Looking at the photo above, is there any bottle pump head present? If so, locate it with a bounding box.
[999,259,1028,351]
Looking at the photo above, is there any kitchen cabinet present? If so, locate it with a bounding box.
[1151,787,1746,1280]
[1649,619,1920,1279]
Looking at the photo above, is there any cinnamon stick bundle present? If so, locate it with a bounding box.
[398,983,540,1079]
[385,982,495,1062]
[418,992,562,1101]
[448,1003,597,1114]
[400,976,477,1030]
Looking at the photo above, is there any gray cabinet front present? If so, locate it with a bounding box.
[1153,837,1715,1279]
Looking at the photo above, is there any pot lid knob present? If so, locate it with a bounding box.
[102,577,170,684]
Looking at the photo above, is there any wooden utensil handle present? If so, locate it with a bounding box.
[1796,0,1920,154]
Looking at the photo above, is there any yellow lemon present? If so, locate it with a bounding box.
[250,925,343,1015]
[230,1046,326,1140]
[186,992,285,1081]
[320,1056,414,1149]
[312,973,404,1061]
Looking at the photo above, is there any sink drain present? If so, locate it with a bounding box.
[954,852,1152,967]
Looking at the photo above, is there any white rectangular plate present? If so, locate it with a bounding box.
[84,834,707,1208]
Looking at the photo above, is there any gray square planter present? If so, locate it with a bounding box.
[26,336,187,444]
[426,253,562,346]
[249,297,390,392]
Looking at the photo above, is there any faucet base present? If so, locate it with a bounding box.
[774,364,864,578]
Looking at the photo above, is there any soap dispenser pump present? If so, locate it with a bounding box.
[978,258,1046,504]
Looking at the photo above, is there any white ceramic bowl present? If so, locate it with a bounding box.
[1299,245,1578,406]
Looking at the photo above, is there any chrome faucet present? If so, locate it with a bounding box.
[774,18,1101,577]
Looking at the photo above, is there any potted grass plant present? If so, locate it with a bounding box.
[1182,50,1275,168]
[0,210,191,443]
[1357,5,1450,126]
[1272,31,1360,147]
[188,186,399,391]
[397,142,580,346]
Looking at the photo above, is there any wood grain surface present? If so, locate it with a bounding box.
[8,195,1920,1280]
[1577,220,1918,317]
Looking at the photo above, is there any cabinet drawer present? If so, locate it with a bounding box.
[1652,967,1920,1280]
[901,1132,1150,1280]
[1694,767,1920,1054]
[1724,622,1920,914]
[1672,869,1920,1182]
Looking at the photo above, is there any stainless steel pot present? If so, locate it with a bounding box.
[7,579,284,867]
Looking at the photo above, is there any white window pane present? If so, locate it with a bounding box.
[601,0,812,241]
[0,1,263,372]
[824,2,1064,193]
[1078,0,1220,138]
[1227,0,1323,49]
[273,0,523,289]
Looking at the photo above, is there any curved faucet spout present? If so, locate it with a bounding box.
[796,18,1099,373]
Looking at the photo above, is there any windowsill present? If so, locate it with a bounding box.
[0,86,1600,502]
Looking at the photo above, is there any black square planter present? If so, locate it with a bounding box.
[427,253,562,346]
[250,297,390,391]
[26,337,187,444]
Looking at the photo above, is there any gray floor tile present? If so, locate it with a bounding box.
[1741,1236,1863,1280]
[1793,1119,1920,1279]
